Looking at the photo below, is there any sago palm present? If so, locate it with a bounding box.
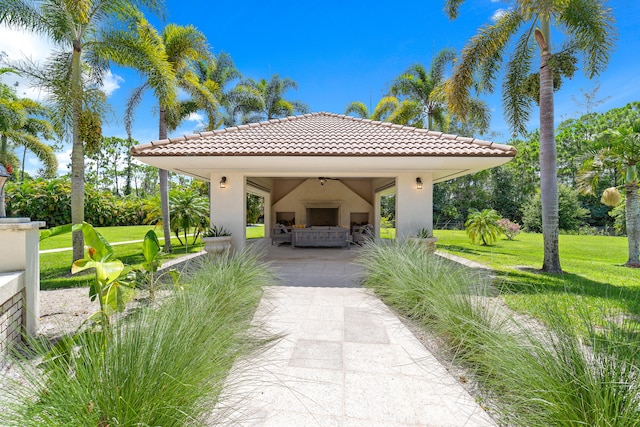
[444,0,615,272]
[169,189,209,251]
[101,13,213,253]
[465,209,501,246]
[1,0,164,261]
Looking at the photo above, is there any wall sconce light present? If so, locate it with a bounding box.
[416,177,423,190]
[219,176,227,188]
[319,178,326,186]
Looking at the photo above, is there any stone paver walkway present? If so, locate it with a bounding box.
[214,245,496,426]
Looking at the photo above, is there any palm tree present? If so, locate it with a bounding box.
[345,96,403,121]
[465,209,501,246]
[169,189,209,252]
[578,105,640,267]
[444,0,615,273]
[390,49,490,132]
[241,74,309,120]
[102,14,213,253]
[1,0,164,261]
[0,70,57,216]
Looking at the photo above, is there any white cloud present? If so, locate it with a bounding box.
[182,112,206,132]
[1,28,123,99]
[186,112,204,123]
[56,149,72,175]
[491,8,508,22]
[0,27,58,101]
[102,70,124,97]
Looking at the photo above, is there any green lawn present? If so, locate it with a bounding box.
[380,227,396,239]
[40,225,268,290]
[40,225,160,250]
[41,236,204,290]
[246,224,265,239]
[434,230,640,327]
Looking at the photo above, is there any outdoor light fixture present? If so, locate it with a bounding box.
[319,178,326,186]
[0,164,10,217]
[220,176,227,188]
[416,177,423,190]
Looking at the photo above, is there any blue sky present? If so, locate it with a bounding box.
[2,0,640,175]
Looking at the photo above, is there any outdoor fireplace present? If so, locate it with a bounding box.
[307,207,339,226]
[303,201,342,227]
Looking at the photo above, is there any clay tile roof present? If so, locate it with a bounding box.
[131,112,517,157]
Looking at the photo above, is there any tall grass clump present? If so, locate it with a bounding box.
[358,241,504,359]
[1,251,275,426]
[359,241,640,426]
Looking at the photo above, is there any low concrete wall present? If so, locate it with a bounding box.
[0,271,25,356]
[0,219,44,357]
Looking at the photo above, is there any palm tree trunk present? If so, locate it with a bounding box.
[21,147,26,181]
[625,182,640,266]
[159,105,172,253]
[0,134,8,217]
[537,20,562,273]
[71,45,85,262]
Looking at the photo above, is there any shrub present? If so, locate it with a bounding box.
[465,209,501,245]
[497,218,521,240]
[5,178,150,227]
[1,250,276,426]
[522,184,590,233]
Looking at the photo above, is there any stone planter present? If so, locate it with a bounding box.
[202,236,232,254]
[408,236,438,253]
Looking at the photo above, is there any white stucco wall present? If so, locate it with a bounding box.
[0,220,44,336]
[271,179,373,228]
[210,172,246,250]
[395,173,433,239]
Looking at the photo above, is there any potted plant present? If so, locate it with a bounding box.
[408,228,438,253]
[202,225,232,254]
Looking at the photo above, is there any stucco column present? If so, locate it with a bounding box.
[374,191,382,241]
[395,173,433,240]
[210,172,246,251]
[0,218,45,336]
[263,191,272,239]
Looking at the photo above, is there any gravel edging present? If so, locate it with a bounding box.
[38,251,209,341]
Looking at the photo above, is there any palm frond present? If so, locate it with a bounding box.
[124,84,149,137]
[503,25,535,136]
[389,100,424,127]
[345,101,369,118]
[430,48,456,83]
[371,96,400,121]
[4,129,57,176]
[560,0,616,78]
[447,9,522,120]
[444,0,467,19]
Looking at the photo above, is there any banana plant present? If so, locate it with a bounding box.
[139,229,162,299]
[71,222,135,327]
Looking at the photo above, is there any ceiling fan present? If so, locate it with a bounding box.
[318,177,340,186]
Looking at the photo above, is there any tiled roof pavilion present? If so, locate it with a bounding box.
[132,112,516,183]
[133,111,515,157]
[132,112,516,249]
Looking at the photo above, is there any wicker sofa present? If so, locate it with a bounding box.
[291,226,350,248]
[271,226,292,246]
